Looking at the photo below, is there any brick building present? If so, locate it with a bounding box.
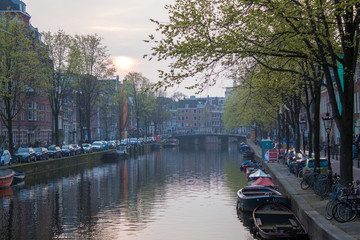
[0,0,52,148]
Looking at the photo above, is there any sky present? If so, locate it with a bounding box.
[26,0,232,98]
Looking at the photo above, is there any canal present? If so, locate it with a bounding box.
[0,143,254,240]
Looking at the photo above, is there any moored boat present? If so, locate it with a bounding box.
[248,169,271,181]
[162,139,179,148]
[12,171,25,185]
[253,202,308,240]
[236,185,290,212]
[251,177,277,189]
[0,169,15,188]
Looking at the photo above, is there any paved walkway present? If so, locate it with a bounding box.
[248,142,360,240]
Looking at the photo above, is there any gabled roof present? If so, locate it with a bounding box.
[0,0,30,19]
[0,0,19,11]
[0,0,20,11]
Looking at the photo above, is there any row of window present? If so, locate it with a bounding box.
[27,102,51,122]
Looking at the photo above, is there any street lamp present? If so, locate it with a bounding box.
[322,112,333,185]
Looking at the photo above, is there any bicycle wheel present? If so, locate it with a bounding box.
[326,200,337,220]
[333,202,356,223]
[301,179,310,190]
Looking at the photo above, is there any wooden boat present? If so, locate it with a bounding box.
[12,171,25,185]
[103,146,128,161]
[253,202,308,240]
[0,169,15,188]
[162,139,179,148]
[236,185,290,212]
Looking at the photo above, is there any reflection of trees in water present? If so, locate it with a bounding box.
[0,143,249,239]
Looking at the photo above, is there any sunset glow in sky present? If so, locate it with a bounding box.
[27,0,230,97]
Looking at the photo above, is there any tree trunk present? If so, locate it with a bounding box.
[54,111,60,146]
[313,80,321,170]
[7,120,14,156]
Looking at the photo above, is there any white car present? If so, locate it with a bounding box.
[82,143,93,153]
[91,141,104,151]
[0,150,12,166]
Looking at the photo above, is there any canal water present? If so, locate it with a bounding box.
[0,143,254,240]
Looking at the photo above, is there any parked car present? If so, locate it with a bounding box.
[61,145,75,156]
[108,141,117,149]
[302,157,329,176]
[129,138,138,146]
[71,144,82,155]
[82,143,93,153]
[33,147,49,161]
[91,141,104,151]
[102,141,109,150]
[47,145,62,158]
[0,150,12,166]
[120,139,128,146]
[14,147,36,163]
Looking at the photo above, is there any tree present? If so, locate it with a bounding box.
[41,29,72,146]
[0,14,45,154]
[123,72,155,137]
[151,90,172,135]
[147,0,360,184]
[68,34,115,142]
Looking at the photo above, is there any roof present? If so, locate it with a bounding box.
[0,0,20,11]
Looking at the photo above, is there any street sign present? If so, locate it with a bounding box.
[268,149,278,162]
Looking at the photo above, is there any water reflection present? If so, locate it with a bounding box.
[0,143,254,240]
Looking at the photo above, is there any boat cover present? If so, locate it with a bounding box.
[248,169,271,179]
[251,177,275,187]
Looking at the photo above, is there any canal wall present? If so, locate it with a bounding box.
[5,143,154,176]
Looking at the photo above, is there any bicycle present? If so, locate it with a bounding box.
[331,182,360,222]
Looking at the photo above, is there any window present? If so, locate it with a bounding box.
[194,110,196,114]
[21,109,25,121]
[33,102,37,120]
[194,116,196,120]
[46,104,51,122]
[28,102,33,121]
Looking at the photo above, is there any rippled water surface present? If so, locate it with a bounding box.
[0,144,253,240]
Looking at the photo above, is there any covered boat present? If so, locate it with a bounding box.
[248,169,271,180]
[236,185,290,212]
[251,177,276,188]
[0,169,15,188]
[253,202,308,240]
[240,160,259,172]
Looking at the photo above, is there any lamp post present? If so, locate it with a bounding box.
[322,112,333,185]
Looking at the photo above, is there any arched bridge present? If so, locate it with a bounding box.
[168,134,247,146]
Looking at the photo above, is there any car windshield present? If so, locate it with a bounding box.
[62,146,69,149]
[93,142,100,145]
[307,160,314,168]
[320,161,328,167]
[34,148,42,152]
[48,146,56,150]
[17,148,29,153]
[83,144,90,147]
[307,160,328,168]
